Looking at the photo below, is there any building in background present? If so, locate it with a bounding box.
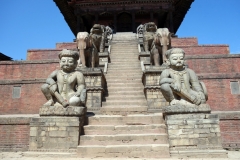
[0,0,239,154]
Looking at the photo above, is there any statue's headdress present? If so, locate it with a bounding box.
[165,48,185,59]
[58,49,79,60]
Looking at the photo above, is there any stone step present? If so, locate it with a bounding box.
[111,47,138,49]
[80,133,168,145]
[105,78,142,82]
[107,87,143,93]
[106,67,142,71]
[108,65,141,68]
[112,42,137,43]
[111,51,138,53]
[87,113,164,125]
[77,144,170,158]
[111,56,139,63]
[83,124,167,135]
[104,90,145,95]
[106,83,143,88]
[106,70,142,74]
[105,94,145,100]
[108,61,140,65]
[100,106,148,115]
[23,151,77,158]
[105,75,142,80]
[110,53,139,56]
[109,58,138,61]
[111,47,137,49]
[105,76,142,80]
[102,101,147,106]
[106,90,144,95]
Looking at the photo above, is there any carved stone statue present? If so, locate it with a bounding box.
[41,49,86,108]
[105,26,113,43]
[150,28,171,66]
[76,32,99,68]
[90,24,105,53]
[160,48,207,106]
[143,22,157,53]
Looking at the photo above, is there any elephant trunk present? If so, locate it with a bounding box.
[79,49,86,67]
[162,45,168,63]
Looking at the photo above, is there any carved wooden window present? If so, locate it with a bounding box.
[230,81,240,94]
[12,86,21,98]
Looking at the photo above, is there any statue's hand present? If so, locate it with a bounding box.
[62,100,69,108]
[172,82,181,92]
[191,95,201,105]
[74,92,81,97]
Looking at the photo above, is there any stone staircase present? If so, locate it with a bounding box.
[77,33,170,158]
[102,32,147,114]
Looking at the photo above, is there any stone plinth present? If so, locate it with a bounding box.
[142,66,168,111]
[39,105,86,116]
[77,68,105,112]
[99,51,109,67]
[163,104,211,116]
[164,105,227,158]
[29,116,83,151]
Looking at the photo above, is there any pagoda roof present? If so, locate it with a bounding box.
[0,52,12,61]
[53,0,194,35]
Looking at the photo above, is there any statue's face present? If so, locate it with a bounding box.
[60,57,77,72]
[92,24,103,35]
[169,53,184,67]
[146,23,156,32]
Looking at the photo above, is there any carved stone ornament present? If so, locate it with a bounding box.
[41,49,86,116]
[160,48,208,107]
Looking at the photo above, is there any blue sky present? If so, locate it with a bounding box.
[0,0,239,60]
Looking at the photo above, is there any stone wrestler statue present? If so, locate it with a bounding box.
[41,49,86,107]
[160,48,207,106]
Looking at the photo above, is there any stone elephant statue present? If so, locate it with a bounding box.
[150,28,172,66]
[90,24,106,53]
[105,26,113,43]
[142,22,157,53]
[76,32,99,68]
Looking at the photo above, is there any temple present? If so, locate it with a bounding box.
[54,0,193,34]
[0,0,240,158]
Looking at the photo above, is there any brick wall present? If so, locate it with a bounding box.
[27,50,60,60]
[220,120,240,149]
[0,83,46,114]
[0,117,31,151]
[200,78,240,111]
[56,42,76,50]
[0,61,59,80]
[171,37,198,46]
[186,55,240,74]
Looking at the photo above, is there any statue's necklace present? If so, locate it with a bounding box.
[60,70,74,97]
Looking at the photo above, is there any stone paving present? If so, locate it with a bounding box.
[1,151,240,160]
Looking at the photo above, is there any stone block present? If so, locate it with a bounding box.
[29,117,83,151]
[49,130,68,137]
[193,128,210,134]
[39,105,86,117]
[210,127,220,132]
[163,104,211,115]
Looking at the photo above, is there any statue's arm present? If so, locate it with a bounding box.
[188,69,203,92]
[45,70,58,85]
[159,70,174,85]
[76,72,86,96]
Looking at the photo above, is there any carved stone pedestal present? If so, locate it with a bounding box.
[77,68,105,113]
[29,116,83,151]
[29,105,86,151]
[142,66,168,111]
[163,105,228,158]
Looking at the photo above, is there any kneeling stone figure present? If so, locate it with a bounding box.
[160,48,207,106]
[41,49,86,107]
